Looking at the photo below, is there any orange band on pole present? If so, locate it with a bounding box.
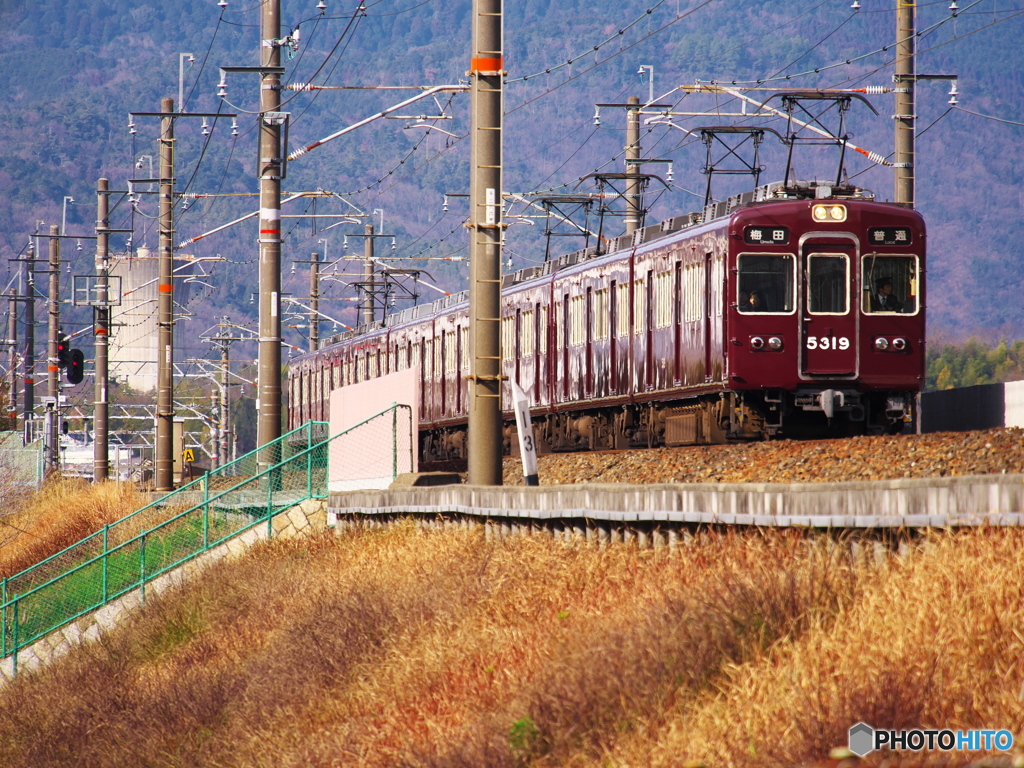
[471,56,503,72]
[159,284,173,293]
[96,328,108,335]
[48,366,59,372]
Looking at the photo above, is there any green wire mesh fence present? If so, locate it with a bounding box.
[1,404,413,675]
[2,421,329,602]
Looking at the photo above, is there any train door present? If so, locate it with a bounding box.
[673,262,682,383]
[562,295,570,400]
[703,252,713,381]
[456,325,463,414]
[440,328,447,415]
[801,237,858,377]
[585,287,593,396]
[534,302,542,401]
[645,270,654,390]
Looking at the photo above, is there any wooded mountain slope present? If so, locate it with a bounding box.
[1,0,1022,356]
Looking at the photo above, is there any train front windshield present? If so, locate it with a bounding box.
[737,254,795,313]
[862,254,919,314]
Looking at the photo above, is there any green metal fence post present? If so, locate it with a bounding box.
[307,434,313,500]
[203,472,210,548]
[2,577,7,658]
[267,463,274,537]
[11,600,18,679]
[140,533,147,602]
[102,525,109,603]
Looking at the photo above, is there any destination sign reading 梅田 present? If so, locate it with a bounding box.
[743,226,789,245]
[867,227,912,246]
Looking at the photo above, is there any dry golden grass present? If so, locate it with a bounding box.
[0,479,147,579]
[0,524,1021,768]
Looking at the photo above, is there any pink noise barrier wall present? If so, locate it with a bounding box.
[328,366,419,491]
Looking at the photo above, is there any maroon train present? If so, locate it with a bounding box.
[288,180,925,459]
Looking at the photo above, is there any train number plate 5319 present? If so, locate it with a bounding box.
[806,336,850,350]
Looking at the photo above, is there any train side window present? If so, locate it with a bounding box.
[617,284,630,337]
[737,254,795,313]
[539,306,548,353]
[445,330,457,372]
[593,289,609,340]
[807,254,849,315]
[862,254,919,314]
[501,315,514,362]
[522,310,534,356]
[571,295,586,345]
[655,272,672,328]
[684,263,703,322]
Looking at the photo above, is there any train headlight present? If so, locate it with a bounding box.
[811,203,847,222]
[892,337,906,351]
[875,337,890,351]
[750,336,766,350]
[768,336,784,351]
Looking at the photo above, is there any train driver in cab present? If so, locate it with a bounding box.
[739,289,769,312]
[870,276,903,312]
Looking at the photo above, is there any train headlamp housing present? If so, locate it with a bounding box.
[891,337,907,351]
[768,336,784,351]
[750,336,766,350]
[875,337,890,351]
[811,203,847,223]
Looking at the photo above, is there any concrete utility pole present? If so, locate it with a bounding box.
[309,252,320,352]
[220,337,231,467]
[257,0,284,453]
[624,95,642,235]
[466,0,504,486]
[894,1,915,206]
[46,225,60,473]
[23,242,35,427]
[362,223,375,326]
[94,178,110,481]
[8,282,18,421]
[156,97,176,491]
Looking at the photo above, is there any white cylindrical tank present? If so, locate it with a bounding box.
[108,248,195,392]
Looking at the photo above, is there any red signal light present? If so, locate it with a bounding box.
[67,349,85,385]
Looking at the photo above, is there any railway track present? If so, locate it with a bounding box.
[490,426,1024,486]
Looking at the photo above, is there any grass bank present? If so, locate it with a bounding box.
[0,524,1021,767]
[0,480,145,580]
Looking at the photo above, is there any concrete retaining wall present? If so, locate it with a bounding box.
[329,474,1024,529]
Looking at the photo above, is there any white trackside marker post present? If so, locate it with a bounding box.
[511,381,539,486]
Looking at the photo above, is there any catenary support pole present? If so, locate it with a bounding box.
[309,252,320,352]
[155,97,176,491]
[23,241,35,427]
[94,178,110,481]
[220,326,231,468]
[894,1,915,206]
[362,224,374,326]
[46,224,60,473]
[624,95,641,235]
[8,281,18,422]
[466,0,504,486]
[257,0,283,454]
